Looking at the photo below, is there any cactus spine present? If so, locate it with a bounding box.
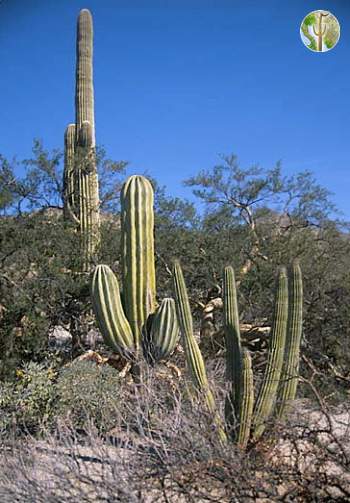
[276,260,303,418]
[251,267,288,440]
[173,261,227,443]
[63,9,100,271]
[121,175,157,348]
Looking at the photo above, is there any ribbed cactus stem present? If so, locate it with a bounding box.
[252,266,288,441]
[63,124,76,221]
[237,349,254,450]
[91,265,134,359]
[75,9,95,144]
[276,260,303,418]
[223,266,242,414]
[75,120,100,270]
[146,298,179,363]
[173,261,227,443]
[121,175,156,350]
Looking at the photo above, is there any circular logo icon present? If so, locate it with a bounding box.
[300,10,340,52]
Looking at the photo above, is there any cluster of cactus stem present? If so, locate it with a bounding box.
[63,9,100,271]
[90,170,303,447]
[91,175,179,368]
[173,260,303,448]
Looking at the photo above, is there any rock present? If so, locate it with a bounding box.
[80,328,103,349]
[48,325,72,352]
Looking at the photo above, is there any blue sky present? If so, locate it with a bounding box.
[0,0,349,216]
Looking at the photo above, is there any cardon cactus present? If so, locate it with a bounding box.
[91,264,134,359]
[145,298,179,364]
[91,175,179,367]
[276,260,303,418]
[63,9,100,271]
[120,175,157,347]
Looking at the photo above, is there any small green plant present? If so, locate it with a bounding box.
[0,362,57,436]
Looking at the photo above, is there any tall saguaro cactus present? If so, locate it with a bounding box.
[63,9,100,271]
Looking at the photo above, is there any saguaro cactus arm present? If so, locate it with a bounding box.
[63,123,79,223]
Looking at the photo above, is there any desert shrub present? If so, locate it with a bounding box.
[54,360,123,433]
[0,362,57,437]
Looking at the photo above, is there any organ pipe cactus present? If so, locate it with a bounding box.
[251,267,288,441]
[173,260,303,449]
[91,175,179,368]
[172,261,227,443]
[223,266,242,419]
[63,9,100,271]
[276,260,303,418]
[236,349,254,450]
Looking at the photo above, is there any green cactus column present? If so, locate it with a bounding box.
[276,260,303,418]
[63,124,76,221]
[73,9,100,270]
[252,266,288,441]
[121,175,157,350]
[173,261,227,444]
[237,349,254,450]
[75,9,95,140]
[223,266,242,423]
[91,264,134,359]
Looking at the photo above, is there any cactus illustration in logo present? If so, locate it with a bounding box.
[300,10,340,52]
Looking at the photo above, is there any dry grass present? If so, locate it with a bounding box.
[0,364,350,502]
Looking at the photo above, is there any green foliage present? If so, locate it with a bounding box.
[0,362,57,436]
[304,14,316,26]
